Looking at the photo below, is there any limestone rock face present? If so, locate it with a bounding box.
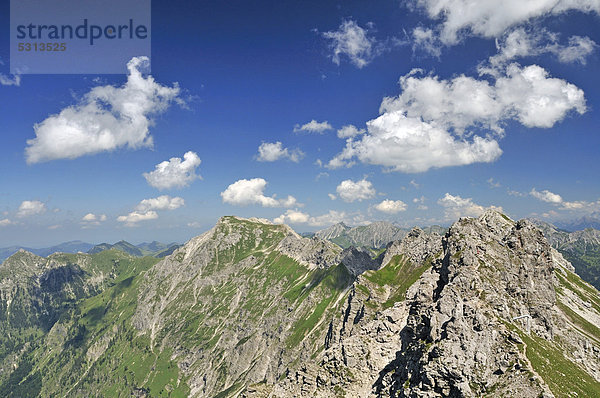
[2,212,600,398]
[336,247,379,276]
[316,221,409,249]
[380,227,442,267]
[265,210,600,398]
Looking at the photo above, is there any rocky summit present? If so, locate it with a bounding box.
[0,212,599,397]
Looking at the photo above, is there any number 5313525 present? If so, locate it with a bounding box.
[18,42,66,51]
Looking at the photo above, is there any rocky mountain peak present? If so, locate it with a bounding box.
[271,211,600,397]
[2,213,599,397]
[380,226,442,267]
[0,249,45,275]
[336,246,379,276]
[314,222,352,240]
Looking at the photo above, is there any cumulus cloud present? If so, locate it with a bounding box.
[81,213,107,227]
[143,151,201,190]
[337,124,366,138]
[17,200,46,218]
[382,64,586,133]
[529,188,600,213]
[117,195,184,227]
[273,209,368,227]
[559,199,600,213]
[255,142,304,162]
[25,56,182,164]
[135,195,185,212]
[438,193,500,220]
[485,28,597,71]
[329,63,585,173]
[329,111,502,173]
[336,178,376,202]
[293,120,333,134]
[414,0,600,45]
[273,209,310,224]
[0,73,21,86]
[221,178,298,208]
[530,188,563,203]
[0,219,14,226]
[117,211,159,227]
[322,19,382,68]
[374,199,407,214]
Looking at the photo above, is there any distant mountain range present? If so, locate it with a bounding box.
[0,212,598,396]
[0,240,94,263]
[0,240,181,262]
[554,216,600,231]
[529,218,600,289]
[314,221,446,250]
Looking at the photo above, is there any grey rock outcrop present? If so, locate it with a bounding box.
[336,247,379,276]
[316,221,409,249]
[264,210,600,398]
[380,227,442,267]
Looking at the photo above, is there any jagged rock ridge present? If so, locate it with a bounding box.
[0,212,599,397]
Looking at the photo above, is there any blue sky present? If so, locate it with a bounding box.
[1,0,600,246]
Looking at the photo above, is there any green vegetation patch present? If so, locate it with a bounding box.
[519,331,600,397]
[285,263,353,348]
[361,255,431,308]
[556,300,600,344]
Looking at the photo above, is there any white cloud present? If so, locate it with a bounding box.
[528,188,600,214]
[554,35,597,64]
[81,213,107,227]
[322,19,381,68]
[559,199,600,212]
[273,209,368,227]
[329,63,585,173]
[0,73,21,86]
[273,210,310,224]
[374,199,407,214]
[412,26,442,57]
[486,28,597,71]
[508,189,526,197]
[326,153,355,169]
[255,142,304,162]
[530,188,563,203]
[0,219,13,226]
[438,193,501,220]
[116,195,184,227]
[143,151,201,190]
[329,111,502,173]
[328,193,337,200]
[135,195,185,212]
[117,210,158,227]
[415,0,600,45]
[221,178,298,208]
[17,200,46,218]
[293,120,333,134]
[82,213,97,222]
[413,196,428,210]
[337,124,366,138]
[25,56,181,164]
[336,178,376,202]
[382,64,586,133]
